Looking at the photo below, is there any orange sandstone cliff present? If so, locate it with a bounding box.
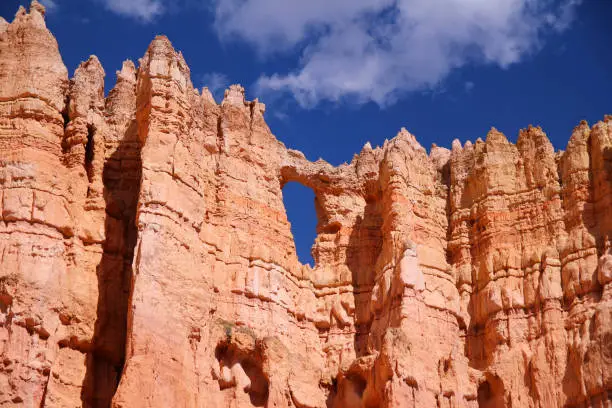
[0,3,611,407]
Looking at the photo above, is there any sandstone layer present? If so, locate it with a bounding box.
[0,3,611,407]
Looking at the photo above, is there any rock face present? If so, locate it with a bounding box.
[0,3,611,407]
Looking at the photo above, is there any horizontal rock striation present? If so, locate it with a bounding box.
[0,2,610,407]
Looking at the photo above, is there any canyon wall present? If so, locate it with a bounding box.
[0,3,610,407]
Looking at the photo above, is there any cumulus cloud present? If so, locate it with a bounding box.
[213,0,582,107]
[101,0,164,21]
[201,72,230,101]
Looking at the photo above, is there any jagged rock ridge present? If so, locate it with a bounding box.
[0,2,611,407]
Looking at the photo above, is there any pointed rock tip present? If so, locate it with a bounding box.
[363,141,373,151]
[518,124,548,144]
[222,84,246,107]
[74,55,105,80]
[227,84,245,94]
[201,87,217,104]
[572,119,590,134]
[145,35,176,57]
[83,55,104,70]
[120,59,136,74]
[251,98,265,114]
[123,59,136,69]
[430,145,450,163]
[521,124,543,133]
[486,127,509,145]
[395,127,414,143]
[116,59,136,82]
[152,34,172,46]
[451,139,462,152]
[30,0,46,16]
[565,120,591,150]
[12,1,51,28]
[141,35,194,88]
[15,5,27,19]
[394,127,424,151]
[433,145,450,154]
[398,127,410,136]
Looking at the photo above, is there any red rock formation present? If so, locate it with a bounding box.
[0,2,611,407]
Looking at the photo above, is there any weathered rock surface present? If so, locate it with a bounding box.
[0,2,611,407]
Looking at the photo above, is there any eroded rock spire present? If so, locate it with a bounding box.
[0,2,611,407]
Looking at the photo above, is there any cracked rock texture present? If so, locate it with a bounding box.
[1,3,611,407]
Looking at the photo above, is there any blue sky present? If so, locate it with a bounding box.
[2,0,611,265]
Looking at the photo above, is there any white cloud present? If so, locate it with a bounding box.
[212,0,582,107]
[40,0,58,13]
[213,0,394,53]
[201,72,230,101]
[101,0,164,21]
[548,0,582,31]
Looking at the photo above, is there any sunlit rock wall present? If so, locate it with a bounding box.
[0,3,610,407]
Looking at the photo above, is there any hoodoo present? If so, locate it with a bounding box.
[0,2,611,407]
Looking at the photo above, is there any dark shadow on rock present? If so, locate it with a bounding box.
[347,195,383,358]
[81,120,141,407]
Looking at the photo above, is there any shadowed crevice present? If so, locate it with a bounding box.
[85,124,95,184]
[347,195,383,357]
[81,119,141,407]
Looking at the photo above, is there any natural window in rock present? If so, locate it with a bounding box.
[281,182,317,266]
